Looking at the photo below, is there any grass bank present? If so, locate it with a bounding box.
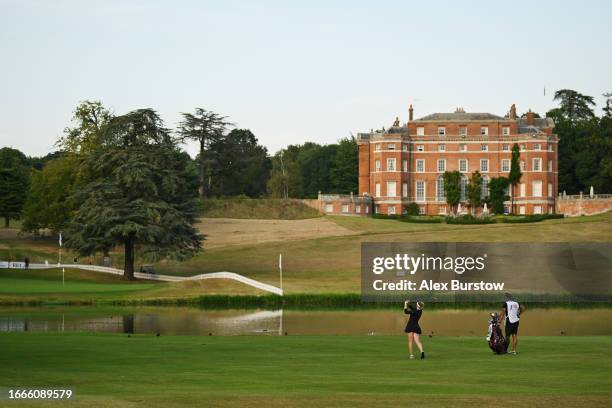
[0,332,610,407]
[200,197,321,219]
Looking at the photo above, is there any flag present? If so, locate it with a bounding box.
[59,232,62,248]
[278,254,282,270]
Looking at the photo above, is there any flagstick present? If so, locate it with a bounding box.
[279,253,283,295]
[62,267,65,286]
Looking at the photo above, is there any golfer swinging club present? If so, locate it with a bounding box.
[499,293,525,355]
[404,300,425,360]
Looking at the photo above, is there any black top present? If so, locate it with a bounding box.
[404,305,422,333]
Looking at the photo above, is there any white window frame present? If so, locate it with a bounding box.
[480,126,489,136]
[388,144,396,150]
[417,145,424,152]
[548,160,553,172]
[502,144,509,151]
[438,144,446,152]
[416,127,425,136]
[548,183,553,197]
[375,159,381,171]
[375,183,381,197]
[341,204,349,213]
[387,158,396,171]
[520,183,526,197]
[436,177,445,201]
[402,182,408,198]
[438,127,446,136]
[532,158,542,172]
[519,206,526,215]
[533,205,542,215]
[438,205,447,215]
[437,159,446,173]
[480,159,489,173]
[520,160,525,171]
[387,181,397,198]
[459,127,467,137]
[501,159,510,172]
[416,159,425,173]
[375,144,381,151]
[480,144,488,151]
[502,127,510,136]
[355,205,361,214]
[402,159,408,172]
[534,143,541,151]
[459,159,468,173]
[532,180,542,197]
[415,181,425,202]
[388,206,396,215]
[325,204,333,213]
[459,144,467,152]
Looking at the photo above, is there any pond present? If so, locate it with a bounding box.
[1,306,611,336]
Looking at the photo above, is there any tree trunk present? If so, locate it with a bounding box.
[123,237,135,280]
[4,217,8,228]
[511,184,515,215]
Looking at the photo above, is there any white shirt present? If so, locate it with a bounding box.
[505,300,520,324]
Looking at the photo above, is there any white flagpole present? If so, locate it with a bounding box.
[278,253,283,294]
[62,267,65,286]
[58,231,62,266]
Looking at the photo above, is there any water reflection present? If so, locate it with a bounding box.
[0,307,611,336]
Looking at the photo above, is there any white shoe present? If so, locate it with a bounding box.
[409,354,415,359]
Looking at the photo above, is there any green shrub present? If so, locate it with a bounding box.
[372,213,398,219]
[445,215,497,224]
[498,213,564,223]
[398,216,443,223]
[405,202,421,216]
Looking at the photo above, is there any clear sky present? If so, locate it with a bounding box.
[1,0,611,158]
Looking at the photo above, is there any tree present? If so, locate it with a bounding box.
[177,108,232,197]
[332,137,358,194]
[0,147,31,227]
[488,177,510,214]
[65,109,203,280]
[442,171,461,214]
[297,143,338,198]
[466,171,482,215]
[553,89,595,122]
[206,129,270,197]
[21,155,77,234]
[508,143,522,214]
[57,100,112,153]
[267,145,304,198]
[603,92,612,118]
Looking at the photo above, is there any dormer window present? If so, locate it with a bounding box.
[480,126,489,136]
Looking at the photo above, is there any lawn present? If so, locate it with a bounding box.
[0,333,610,407]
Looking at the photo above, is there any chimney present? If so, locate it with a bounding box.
[509,104,517,120]
[526,109,534,126]
[409,104,414,121]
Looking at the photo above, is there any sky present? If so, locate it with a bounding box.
[1,0,611,158]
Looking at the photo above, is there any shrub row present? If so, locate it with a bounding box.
[398,216,444,223]
[372,213,564,224]
[445,215,497,224]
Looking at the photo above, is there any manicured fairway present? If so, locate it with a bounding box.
[0,333,610,407]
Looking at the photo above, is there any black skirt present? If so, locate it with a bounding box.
[405,323,422,334]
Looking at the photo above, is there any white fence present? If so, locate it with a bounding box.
[0,262,283,296]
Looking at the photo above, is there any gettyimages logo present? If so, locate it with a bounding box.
[372,253,487,275]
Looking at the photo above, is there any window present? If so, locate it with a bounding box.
[480,144,488,151]
[502,144,509,151]
[388,206,396,215]
[375,183,381,197]
[532,180,542,197]
[438,205,447,215]
[355,205,361,214]
[548,144,553,152]
[402,159,408,172]
[402,144,408,152]
[365,206,369,214]
[416,127,425,136]
[375,205,380,214]
[520,144,526,151]
[548,160,553,172]
[325,204,334,213]
[387,181,397,197]
[375,159,381,171]
[480,126,489,136]
[520,160,525,171]
[417,145,424,152]
[438,144,446,152]
[481,176,489,199]
[438,127,446,136]
[548,183,553,197]
[436,176,445,201]
[480,159,489,172]
[418,206,425,215]
[388,144,395,150]
[503,205,510,215]
[459,126,467,137]
[437,159,446,172]
[416,181,425,202]
[533,206,542,215]
[460,176,467,201]
[534,143,541,151]
[341,204,349,213]
[502,127,510,136]
[501,159,510,172]
[416,159,425,173]
[532,158,542,172]
[459,159,468,173]
[375,144,381,151]
[387,158,396,171]
[459,144,467,152]
[402,183,408,198]
[519,206,526,215]
[520,183,526,197]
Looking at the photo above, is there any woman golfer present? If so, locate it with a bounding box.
[404,300,425,359]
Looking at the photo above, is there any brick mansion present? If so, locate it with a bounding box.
[319,104,558,216]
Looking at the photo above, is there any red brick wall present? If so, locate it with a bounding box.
[557,198,612,216]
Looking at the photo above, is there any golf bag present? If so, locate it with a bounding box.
[486,313,507,354]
